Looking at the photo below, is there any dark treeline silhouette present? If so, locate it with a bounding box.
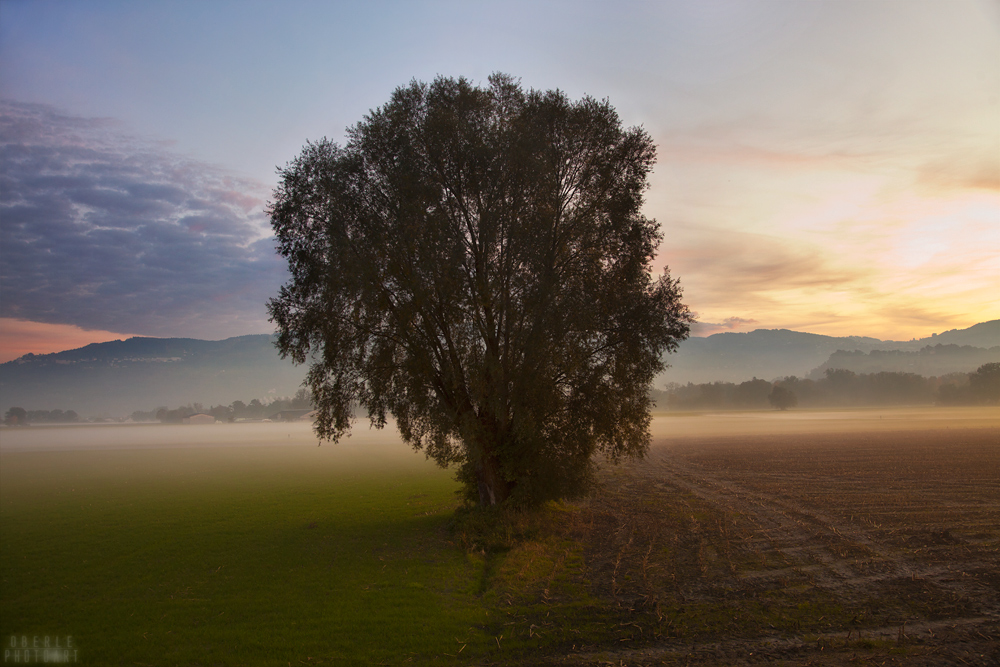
[810,343,999,378]
[130,388,314,423]
[26,408,81,423]
[656,364,1000,410]
[3,407,81,425]
[8,366,996,425]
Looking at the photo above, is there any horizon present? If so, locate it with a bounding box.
[2,1,998,362]
[2,318,996,365]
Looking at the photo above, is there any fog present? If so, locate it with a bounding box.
[2,406,996,454]
[649,406,1000,440]
[0,420,406,453]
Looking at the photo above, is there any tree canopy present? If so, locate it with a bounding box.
[4,406,28,426]
[268,74,692,507]
[768,385,798,411]
[969,362,1000,403]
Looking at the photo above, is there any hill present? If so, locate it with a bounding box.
[0,335,308,418]
[810,343,1000,378]
[658,320,999,385]
[3,321,997,418]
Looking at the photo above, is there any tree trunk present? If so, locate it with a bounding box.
[476,454,511,506]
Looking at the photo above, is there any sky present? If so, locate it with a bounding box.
[1,0,998,362]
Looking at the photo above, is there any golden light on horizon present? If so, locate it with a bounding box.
[651,121,999,341]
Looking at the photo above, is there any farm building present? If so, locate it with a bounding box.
[268,409,315,422]
[182,413,216,424]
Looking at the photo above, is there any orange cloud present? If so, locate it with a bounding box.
[647,108,1000,343]
[0,319,138,363]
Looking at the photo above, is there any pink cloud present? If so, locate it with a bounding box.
[0,318,138,363]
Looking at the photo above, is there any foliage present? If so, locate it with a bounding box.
[128,408,158,422]
[268,74,691,506]
[131,389,315,423]
[25,408,80,423]
[662,378,772,410]
[814,344,1000,377]
[969,362,1000,403]
[936,379,974,406]
[662,369,986,410]
[768,385,798,410]
[3,406,27,426]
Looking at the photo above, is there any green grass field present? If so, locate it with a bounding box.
[3,410,998,666]
[1,427,499,665]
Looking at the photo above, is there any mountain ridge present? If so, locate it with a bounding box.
[657,320,999,385]
[1,334,308,417]
[3,322,998,417]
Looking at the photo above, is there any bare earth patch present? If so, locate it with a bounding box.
[480,425,999,666]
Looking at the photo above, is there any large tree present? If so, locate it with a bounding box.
[268,74,692,507]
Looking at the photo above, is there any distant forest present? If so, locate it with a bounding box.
[653,363,1000,411]
[809,344,1000,378]
[1,408,82,425]
[3,389,314,426]
[6,365,999,425]
[128,388,314,423]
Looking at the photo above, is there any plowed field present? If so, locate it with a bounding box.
[497,422,999,665]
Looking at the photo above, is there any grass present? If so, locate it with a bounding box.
[1,442,495,665]
[3,410,998,665]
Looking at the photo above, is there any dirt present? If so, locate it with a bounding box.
[487,426,1000,666]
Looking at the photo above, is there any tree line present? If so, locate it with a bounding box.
[3,390,314,426]
[2,407,81,425]
[6,364,996,427]
[6,363,996,427]
[656,363,1000,411]
[129,388,314,423]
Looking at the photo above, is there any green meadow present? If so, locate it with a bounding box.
[4,411,998,665]
[0,424,499,665]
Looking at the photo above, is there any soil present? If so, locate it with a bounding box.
[492,427,1000,666]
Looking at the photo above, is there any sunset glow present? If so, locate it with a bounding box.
[1,0,997,356]
[0,319,138,363]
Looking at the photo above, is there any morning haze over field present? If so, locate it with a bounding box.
[1,1,999,665]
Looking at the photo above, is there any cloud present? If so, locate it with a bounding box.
[0,318,140,363]
[658,209,999,341]
[690,316,760,337]
[917,155,1000,193]
[662,225,870,303]
[0,101,287,339]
